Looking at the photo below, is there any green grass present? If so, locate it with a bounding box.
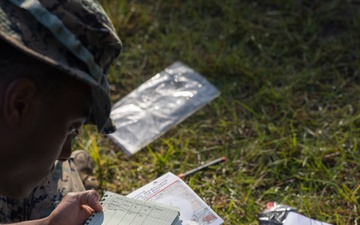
[74,0,360,224]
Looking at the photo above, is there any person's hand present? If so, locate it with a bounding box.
[46,190,103,225]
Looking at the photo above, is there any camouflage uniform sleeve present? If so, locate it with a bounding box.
[0,159,85,223]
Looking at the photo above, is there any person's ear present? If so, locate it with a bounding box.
[3,78,38,127]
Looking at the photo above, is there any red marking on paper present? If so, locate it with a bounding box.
[203,213,217,223]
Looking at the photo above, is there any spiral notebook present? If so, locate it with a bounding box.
[84,191,180,225]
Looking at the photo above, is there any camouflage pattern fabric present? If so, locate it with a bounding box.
[0,0,122,134]
[0,160,85,223]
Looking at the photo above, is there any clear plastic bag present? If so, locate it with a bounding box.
[108,61,220,155]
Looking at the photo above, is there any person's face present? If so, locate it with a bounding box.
[0,71,91,198]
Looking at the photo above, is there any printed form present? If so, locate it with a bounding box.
[127,172,224,225]
[85,191,179,225]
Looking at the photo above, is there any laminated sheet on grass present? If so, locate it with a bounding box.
[108,61,220,155]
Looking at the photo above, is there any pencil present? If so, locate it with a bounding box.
[178,156,227,178]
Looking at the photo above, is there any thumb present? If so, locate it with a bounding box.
[78,190,103,212]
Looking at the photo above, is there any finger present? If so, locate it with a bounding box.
[76,205,95,224]
[81,205,95,216]
[78,190,103,212]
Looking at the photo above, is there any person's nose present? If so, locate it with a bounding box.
[58,134,73,161]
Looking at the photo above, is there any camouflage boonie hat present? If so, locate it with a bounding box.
[0,0,122,133]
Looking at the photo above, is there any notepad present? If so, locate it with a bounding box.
[84,191,180,225]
